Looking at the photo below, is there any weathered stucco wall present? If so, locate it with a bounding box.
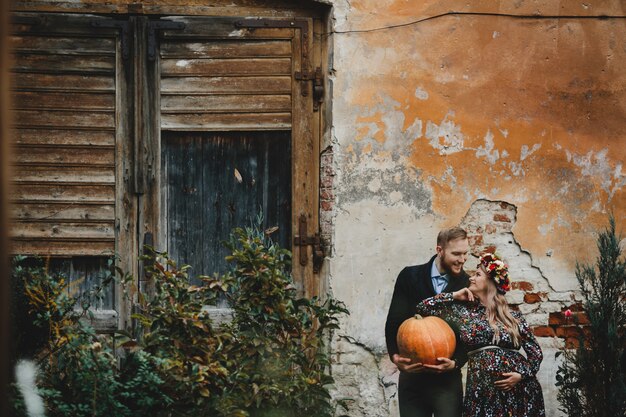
[326,1,625,416]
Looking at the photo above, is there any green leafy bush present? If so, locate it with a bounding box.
[10,256,172,417]
[217,225,348,416]
[11,223,348,417]
[555,217,626,417]
[129,254,233,415]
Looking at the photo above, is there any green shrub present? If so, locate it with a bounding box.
[10,256,172,417]
[555,217,626,417]
[11,223,348,417]
[216,225,348,416]
[130,253,232,415]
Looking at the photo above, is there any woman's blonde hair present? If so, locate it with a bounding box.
[482,266,522,347]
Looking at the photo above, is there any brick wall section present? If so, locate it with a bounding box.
[320,147,335,253]
[545,303,591,348]
[461,199,587,348]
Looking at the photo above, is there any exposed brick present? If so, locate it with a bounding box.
[511,281,534,291]
[565,302,585,312]
[320,190,334,200]
[484,245,496,253]
[493,213,511,222]
[484,224,497,234]
[320,176,334,188]
[468,235,483,246]
[549,312,566,326]
[556,326,591,348]
[575,312,590,325]
[555,326,585,339]
[524,293,543,304]
[533,326,556,337]
[565,337,580,349]
[321,201,333,211]
[550,310,590,326]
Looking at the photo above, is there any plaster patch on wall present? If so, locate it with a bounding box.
[338,153,432,213]
[334,91,433,211]
[508,161,525,177]
[475,129,500,164]
[565,148,626,199]
[521,143,542,160]
[330,203,439,351]
[424,112,465,155]
[330,336,391,417]
[538,219,556,236]
[343,92,423,153]
[414,87,429,100]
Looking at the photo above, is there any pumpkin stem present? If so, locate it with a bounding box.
[414,314,423,320]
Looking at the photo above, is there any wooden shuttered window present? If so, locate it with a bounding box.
[10,14,119,257]
[152,17,320,296]
[9,10,324,315]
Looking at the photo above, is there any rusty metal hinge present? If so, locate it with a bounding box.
[91,20,131,60]
[295,67,325,111]
[147,20,186,61]
[293,214,324,273]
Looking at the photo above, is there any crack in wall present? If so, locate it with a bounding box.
[460,198,562,294]
[331,335,393,417]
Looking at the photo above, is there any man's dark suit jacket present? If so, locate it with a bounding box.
[385,255,470,384]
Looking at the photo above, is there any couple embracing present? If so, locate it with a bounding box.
[385,227,545,417]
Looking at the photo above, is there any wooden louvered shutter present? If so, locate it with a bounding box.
[11,14,118,255]
[158,18,293,130]
[10,13,133,324]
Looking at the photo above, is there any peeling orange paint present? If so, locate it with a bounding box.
[355,113,388,144]
[340,12,625,271]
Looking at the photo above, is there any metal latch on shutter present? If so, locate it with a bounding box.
[295,67,325,111]
[293,214,324,273]
[234,18,324,111]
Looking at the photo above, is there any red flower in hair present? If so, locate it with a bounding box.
[478,252,510,294]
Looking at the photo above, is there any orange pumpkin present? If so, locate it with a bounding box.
[396,314,456,365]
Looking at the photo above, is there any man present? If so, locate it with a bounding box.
[385,227,470,417]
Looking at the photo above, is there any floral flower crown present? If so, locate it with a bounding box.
[478,253,511,294]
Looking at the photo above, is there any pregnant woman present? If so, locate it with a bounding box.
[417,252,546,417]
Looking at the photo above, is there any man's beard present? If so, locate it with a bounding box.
[440,253,463,277]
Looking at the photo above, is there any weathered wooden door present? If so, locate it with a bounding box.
[145,17,322,296]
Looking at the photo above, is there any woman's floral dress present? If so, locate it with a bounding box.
[416,292,545,417]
